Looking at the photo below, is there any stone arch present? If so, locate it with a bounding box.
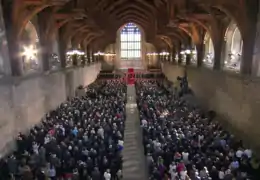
[158,35,172,49]
[20,21,40,73]
[20,21,39,46]
[223,21,243,72]
[211,5,246,39]
[203,32,214,68]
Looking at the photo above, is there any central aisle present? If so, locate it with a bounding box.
[123,85,147,180]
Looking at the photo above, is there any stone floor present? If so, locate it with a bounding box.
[122,85,148,180]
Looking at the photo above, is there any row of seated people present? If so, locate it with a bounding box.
[98,72,164,80]
[136,79,260,180]
[0,79,126,180]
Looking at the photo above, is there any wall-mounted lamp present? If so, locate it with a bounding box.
[175,54,179,61]
[159,51,170,56]
[94,51,105,56]
[203,53,214,64]
[146,52,158,56]
[180,51,185,55]
[180,49,194,55]
[185,49,191,55]
[104,52,116,56]
[104,52,116,64]
[225,51,241,71]
[21,45,38,61]
[66,49,85,56]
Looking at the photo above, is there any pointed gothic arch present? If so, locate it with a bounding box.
[203,32,214,68]
[223,21,243,72]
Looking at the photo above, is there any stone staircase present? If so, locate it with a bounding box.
[122,85,147,180]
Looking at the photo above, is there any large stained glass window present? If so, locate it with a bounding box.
[120,23,141,60]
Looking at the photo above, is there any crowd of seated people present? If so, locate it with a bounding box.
[136,79,260,180]
[0,79,126,180]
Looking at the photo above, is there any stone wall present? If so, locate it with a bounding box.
[162,63,260,152]
[0,63,101,155]
[101,61,115,71]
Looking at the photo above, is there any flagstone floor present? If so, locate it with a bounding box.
[122,85,148,180]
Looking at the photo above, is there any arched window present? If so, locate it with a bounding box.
[224,22,243,72]
[120,23,141,60]
[20,21,40,73]
[203,32,214,68]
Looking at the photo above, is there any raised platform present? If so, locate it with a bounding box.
[119,60,144,69]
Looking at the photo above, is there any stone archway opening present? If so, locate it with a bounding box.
[190,43,198,65]
[224,21,243,72]
[203,32,214,68]
[20,21,40,73]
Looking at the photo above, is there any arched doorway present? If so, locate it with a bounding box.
[120,23,141,60]
[203,32,214,68]
[223,22,243,72]
[190,44,198,65]
[20,21,40,73]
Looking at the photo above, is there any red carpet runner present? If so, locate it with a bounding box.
[127,68,135,85]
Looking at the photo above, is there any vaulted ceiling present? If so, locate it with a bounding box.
[10,0,256,51]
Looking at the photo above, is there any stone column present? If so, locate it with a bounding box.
[171,48,176,64]
[91,52,95,63]
[37,9,53,71]
[220,40,226,68]
[58,28,67,68]
[196,42,204,67]
[242,31,257,75]
[2,1,23,76]
[0,1,11,75]
[39,38,51,71]
[178,53,182,64]
[251,4,260,75]
[157,53,160,62]
[86,46,90,64]
[213,38,223,70]
[9,32,23,76]
[72,54,78,66]
[186,54,191,65]
[71,38,79,66]
[81,55,85,66]
[243,1,258,75]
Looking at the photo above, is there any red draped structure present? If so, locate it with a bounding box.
[127,68,135,84]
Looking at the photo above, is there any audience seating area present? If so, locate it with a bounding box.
[136,79,259,180]
[0,76,259,180]
[0,79,126,180]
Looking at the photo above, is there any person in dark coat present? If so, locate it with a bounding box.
[136,78,257,180]
[0,80,126,180]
